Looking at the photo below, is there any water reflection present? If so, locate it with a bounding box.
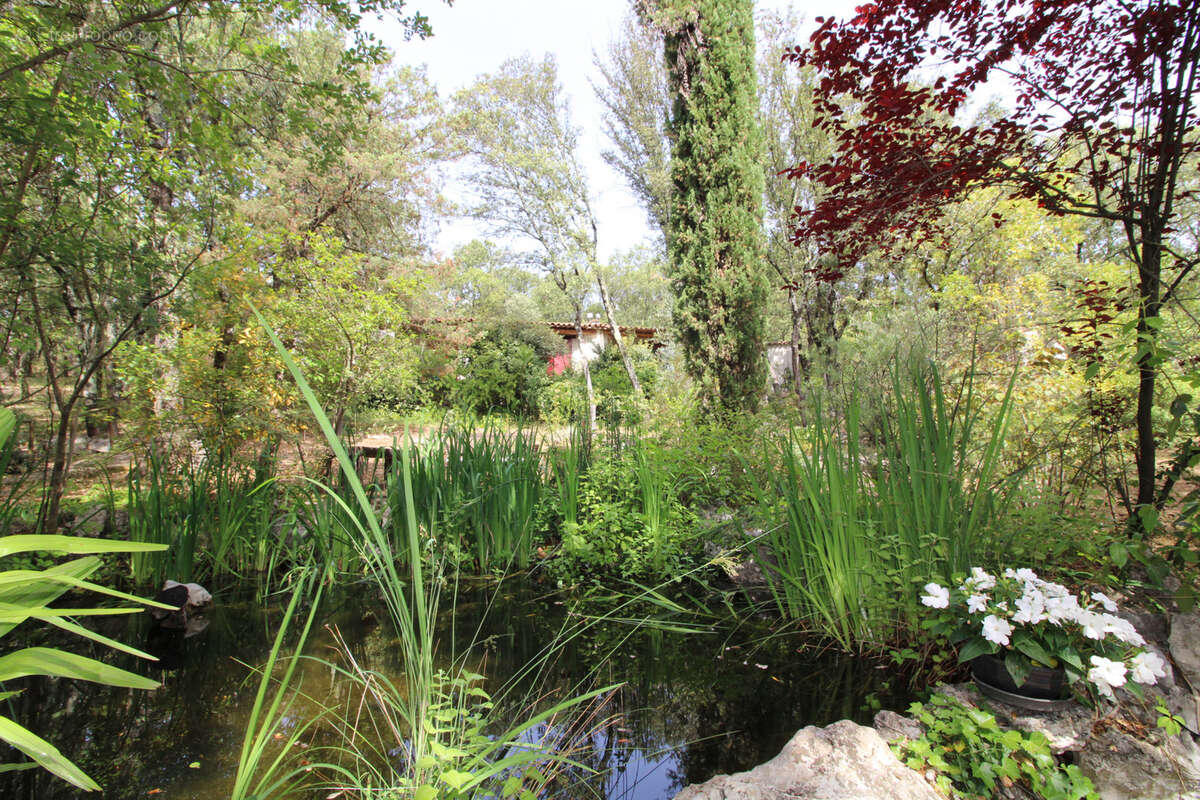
[0,580,913,800]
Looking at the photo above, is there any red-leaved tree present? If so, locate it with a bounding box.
[788,0,1200,525]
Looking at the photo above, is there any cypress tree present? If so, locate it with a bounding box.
[653,0,767,415]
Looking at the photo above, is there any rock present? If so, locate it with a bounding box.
[150,583,190,629]
[1076,724,1200,800]
[672,720,943,800]
[873,710,924,744]
[1170,610,1200,690]
[941,682,1200,799]
[150,581,212,631]
[163,580,212,609]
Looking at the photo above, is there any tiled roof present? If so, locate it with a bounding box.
[546,321,660,336]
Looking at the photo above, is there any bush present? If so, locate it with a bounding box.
[550,442,701,583]
[454,321,565,417]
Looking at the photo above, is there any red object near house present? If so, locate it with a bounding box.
[547,353,571,376]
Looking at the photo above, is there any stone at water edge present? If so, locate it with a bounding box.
[1170,609,1200,691]
[163,579,212,609]
[672,720,943,800]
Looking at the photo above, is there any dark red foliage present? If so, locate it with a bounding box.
[787,0,1200,272]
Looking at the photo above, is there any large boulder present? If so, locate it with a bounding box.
[1170,609,1200,690]
[672,720,942,800]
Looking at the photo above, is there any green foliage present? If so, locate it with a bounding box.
[0,523,167,790]
[752,360,1017,648]
[589,343,661,428]
[753,405,878,649]
[898,693,1096,799]
[127,444,280,585]
[389,423,545,571]
[658,0,769,415]
[454,322,564,418]
[252,307,613,797]
[554,441,700,583]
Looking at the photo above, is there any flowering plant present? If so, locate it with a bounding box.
[921,567,1168,700]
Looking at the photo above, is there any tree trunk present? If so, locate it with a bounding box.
[787,286,805,399]
[574,307,597,431]
[1133,237,1162,525]
[593,266,643,396]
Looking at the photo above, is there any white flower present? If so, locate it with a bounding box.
[967,593,989,613]
[1078,611,1107,640]
[1012,591,1046,625]
[1005,567,1039,583]
[1091,591,1119,612]
[1044,594,1081,624]
[1088,655,1127,698]
[1102,615,1146,647]
[1130,651,1168,685]
[968,567,996,590]
[921,583,950,609]
[981,614,1013,646]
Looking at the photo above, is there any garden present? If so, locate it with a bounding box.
[1,1,1199,799]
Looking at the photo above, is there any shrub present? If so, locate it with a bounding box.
[454,321,565,417]
[551,443,701,583]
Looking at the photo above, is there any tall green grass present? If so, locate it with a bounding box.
[388,422,545,571]
[756,360,1017,649]
[126,445,281,586]
[875,362,1016,588]
[754,403,878,649]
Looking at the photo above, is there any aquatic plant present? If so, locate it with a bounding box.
[753,360,1017,649]
[252,306,610,797]
[0,413,165,792]
[754,402,878,649]
[388,422,545,571]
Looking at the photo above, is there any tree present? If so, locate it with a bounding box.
[454,55,644,427]
[789,0,1200,523]
[758,8,859,395]
[639,0,768,415]
[0,0,434,532]
[593,12,673,248]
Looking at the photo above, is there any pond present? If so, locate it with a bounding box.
[1,580,916,799]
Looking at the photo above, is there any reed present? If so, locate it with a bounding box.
[388,422,545,571]
[874,361,1016,588]
[754,403,879,650]
[253,305,617,797]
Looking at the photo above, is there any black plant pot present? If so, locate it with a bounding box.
[971,653,1072,711]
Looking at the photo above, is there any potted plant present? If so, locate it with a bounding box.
[921,567,1168,708]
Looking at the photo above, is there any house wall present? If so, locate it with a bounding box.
[766,343,794,392]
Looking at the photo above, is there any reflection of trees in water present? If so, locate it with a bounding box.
[0,582,913,800]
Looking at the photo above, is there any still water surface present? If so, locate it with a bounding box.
[2,580,914,799]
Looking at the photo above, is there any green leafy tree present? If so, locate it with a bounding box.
[0,0,435,532]
[454,55,644,426]
[638,0,768,414]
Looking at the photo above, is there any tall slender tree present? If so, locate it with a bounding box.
[454,55,643,427]
[639,0,768,415]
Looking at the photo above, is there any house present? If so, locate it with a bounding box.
[546,319,662,374]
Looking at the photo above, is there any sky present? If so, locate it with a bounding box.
[368,0,864,262]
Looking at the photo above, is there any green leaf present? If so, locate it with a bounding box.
[1109,541,1128,568]
[0,647,159,689]
[957,637,994,664]
[1005,650,1033,688]
[0,715,100,791]
[1084,362,1100,381]
[0,535,168,559]
[414,785,438,800]
[439,769,474,791]
[1013,631,1056,667]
